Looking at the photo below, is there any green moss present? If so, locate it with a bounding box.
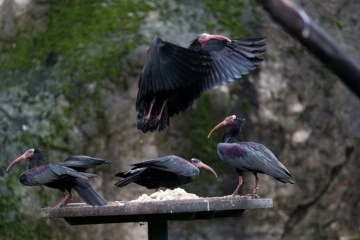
[0,172,54,240]
[205,0,246,36]
[184,95,232,187]
[1,1,152,239]
[1,0,151,81]
[0,0,152,150]
[335,19,344,30]
[239,96,251,114]
[289,45,301,56]
[0,219,53,240]
[186,95,218,159]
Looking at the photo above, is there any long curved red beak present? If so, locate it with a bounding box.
[206,34,231,42]
[6,154,27,172]
[207,120,227,138]
[200,162,218,178]
[191,159,218,178]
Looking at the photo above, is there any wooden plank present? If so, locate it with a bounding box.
[41,197,273,225]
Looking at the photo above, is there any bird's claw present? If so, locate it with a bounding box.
[246,193,260,199]
[141,117,150,126]
[149,117,161,127]
[229,193,252,199]
[252,194,260,199]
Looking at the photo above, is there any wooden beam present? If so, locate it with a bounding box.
[41,197,273,225]
[257,0,360,99]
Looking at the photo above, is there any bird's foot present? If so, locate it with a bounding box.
[149,117,160,127]
[52,200,66,208]
[141,116,150,126]
[246,193,260,199]
[228,193,251,199]
[231,191,240,197]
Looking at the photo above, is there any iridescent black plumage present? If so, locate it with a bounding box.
[6,148,108,207]
[208,115,294,197]
[115,155,217,190]
[136,33,266,132]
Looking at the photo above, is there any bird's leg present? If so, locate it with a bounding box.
[250,174,260,199]
[232,175,243,196]
[150,99,168,127]
[53,191,73,208]
[142,97,156,125]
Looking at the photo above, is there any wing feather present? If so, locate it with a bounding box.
[19,164,96,186]
[128,155,194,176]
[59,155,110,171]
[138,37,212,94]
[218,142,293,183]
[165,38,265,117]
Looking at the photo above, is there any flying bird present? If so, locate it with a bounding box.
[136,33,266,132]
[115,155,217,190]
[6,148,109,208]
[208,115,294,197]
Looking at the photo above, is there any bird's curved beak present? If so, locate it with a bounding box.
[207,120,227,138]
[6,154,27,172]
[207,34,231,42]
[201,162,218,178]
[192,159,218,178]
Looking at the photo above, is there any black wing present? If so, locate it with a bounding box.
[167,38,265,116]
[20,164,96,186]
[220,142,294,184]
[136,37,212,118]
[114,167,147,187]
[59,155,111,171]
[73,178,107,206]
[128,155,196,177]
[137,37,212,93]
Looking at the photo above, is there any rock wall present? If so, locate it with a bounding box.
[1,0,359,240]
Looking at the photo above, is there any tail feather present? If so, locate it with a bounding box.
[274,168,295,184]
[115,168,146,187]
[73,178,107,206]
[276,175,295,184]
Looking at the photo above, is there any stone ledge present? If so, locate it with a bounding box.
[41,197,273,225]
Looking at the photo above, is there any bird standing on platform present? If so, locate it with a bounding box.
[115,155,217,190]
[6,148,109,208]
[136,33,266,132]
[207,115,295,197]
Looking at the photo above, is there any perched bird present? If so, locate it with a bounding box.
[6,148,109,208]
[115,155,217,190]
[208,115,295,197]
[136,33,266,132]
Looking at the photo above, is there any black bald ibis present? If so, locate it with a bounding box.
[136,33,266,132]
[208,115,295,197]
[6,148,109,208]
[115,155,217,190]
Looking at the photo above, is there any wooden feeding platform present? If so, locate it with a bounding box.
[41,196,273,240]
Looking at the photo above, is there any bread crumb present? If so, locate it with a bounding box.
[131,188,200,202]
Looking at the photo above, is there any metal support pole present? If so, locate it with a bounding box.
[148,220,168,240]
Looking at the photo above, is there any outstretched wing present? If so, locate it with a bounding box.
[167,38,265,117]
[137,37,212,92]
[136,37,212,116]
